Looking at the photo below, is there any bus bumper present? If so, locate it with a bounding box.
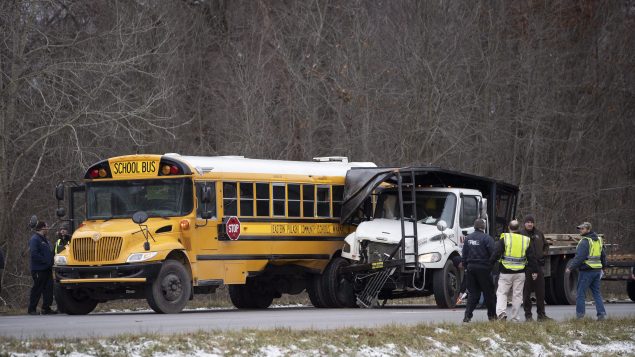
[54,262,162,286]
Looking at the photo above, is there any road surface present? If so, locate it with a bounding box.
[1,303,633,339]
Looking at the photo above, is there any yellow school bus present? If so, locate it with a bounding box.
[52,154,375,314]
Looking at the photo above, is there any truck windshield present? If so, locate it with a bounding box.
[376,191,457,228]
[86,178,193,219]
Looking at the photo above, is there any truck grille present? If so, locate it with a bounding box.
[366,242,399,263]
[72,236,123,262]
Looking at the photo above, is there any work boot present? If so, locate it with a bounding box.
[41,309,58,315]
[27,310,39,315]
[537,315,552,321]
[488,315,497,321]
[463,316,471,323]
[497,312,507,321]
[597,315,606,321]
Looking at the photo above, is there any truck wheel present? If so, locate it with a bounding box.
[433,259,459,308]
[307,274,328,308]
[322,257,357,308]
[544,258,559,305]
[627,281,635,302]
[145,260,191,314]
[54,285,98,315]
[554,258,577,305]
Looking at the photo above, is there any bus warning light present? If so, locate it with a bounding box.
[170,166,180,175]
[161,165,171,175]
[89,169,99,178]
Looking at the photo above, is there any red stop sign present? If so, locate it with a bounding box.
[226,216,241,240]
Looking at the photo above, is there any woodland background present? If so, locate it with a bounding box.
[0,0,633,306]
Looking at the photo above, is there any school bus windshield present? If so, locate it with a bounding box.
[86,178,193,219]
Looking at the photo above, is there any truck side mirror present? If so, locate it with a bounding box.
[480,198,488,219]
[132,211,149,224]
[201,211,213,220]
[55,184,65,201]
[437,220,448,232]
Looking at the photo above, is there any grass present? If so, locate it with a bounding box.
[1,317,634,356]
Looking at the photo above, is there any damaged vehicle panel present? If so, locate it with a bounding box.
[338,167,518,308]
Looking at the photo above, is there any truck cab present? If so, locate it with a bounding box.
[337,167,518,308]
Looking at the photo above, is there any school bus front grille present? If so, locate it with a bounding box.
[72,237,123,262]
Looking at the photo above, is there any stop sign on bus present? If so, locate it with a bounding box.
[226,216,241,240]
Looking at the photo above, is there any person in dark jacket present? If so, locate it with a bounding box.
[461,218,497,322]
[490,220,538,321]
[566,222,607,320]
[520,215,552,321]
[28,221,57,315]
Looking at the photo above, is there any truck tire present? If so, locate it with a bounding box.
[306,274,328,308]
[433,259,459,308]
[321,257,357,308]
[54,285,98,315]
[554,257,577,305]
[145,260,191,314]
[229,280,274,309]
[544,258,559,305]
[627,280,635,302]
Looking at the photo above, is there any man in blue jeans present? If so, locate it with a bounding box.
[566,222,607,320]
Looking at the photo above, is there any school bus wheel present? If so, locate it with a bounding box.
[54,284,98,315]
[322,257,357,308]
[145,260,192,314]
[307,274,329,308]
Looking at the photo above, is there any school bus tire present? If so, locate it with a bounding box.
[626,280,635,302]
[145,260,191,314]
[54,284,98,315]
[322,257,357,308]
[306,274,328,308]
[433,259,459,308]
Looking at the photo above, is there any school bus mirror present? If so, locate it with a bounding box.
[201,211,213,220]
[55,184,65,201]
[201,187,212,203]
[132,211,149,225]
[56,207,66,218]
[29,215,38,229]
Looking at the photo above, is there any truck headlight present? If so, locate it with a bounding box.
[126,251,158,263]
[418,252,442,263]
[54,255,67,266]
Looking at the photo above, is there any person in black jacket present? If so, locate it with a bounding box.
[520,215,552,321]
[461,218,497,322]
[28,221,57,315]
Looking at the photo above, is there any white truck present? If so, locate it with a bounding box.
[335,167,520,308]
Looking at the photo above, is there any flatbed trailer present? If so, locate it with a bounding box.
[543,234,635,304]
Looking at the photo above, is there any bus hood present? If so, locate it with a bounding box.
[75,219,177,237]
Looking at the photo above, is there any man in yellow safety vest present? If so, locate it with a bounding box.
[490,220,538,321]
[566,222,607,320]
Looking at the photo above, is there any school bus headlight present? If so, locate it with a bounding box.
[418,252,441,264]
[54,255,67,265]
[127,251,158,263]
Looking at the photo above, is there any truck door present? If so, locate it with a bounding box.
[458,194,480,251]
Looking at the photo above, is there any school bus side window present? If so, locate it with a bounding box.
[332,185,344,217]
[317,185,331,217]
[239,182,254,216]
[302,184,315,217]
[256,183,270,217]
[272,184,286,216]
[288,184,300,217]
[196,182,216,218]
[223,182,237,216]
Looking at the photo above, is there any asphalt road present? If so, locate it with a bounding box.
[1,303,633,339]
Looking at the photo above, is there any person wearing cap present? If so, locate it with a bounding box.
[54,223,71,254]
[490,220,538,321]
[520,215,551,321]
[566,222,607,320]
[28,221,57,315]
[461,218,497,322]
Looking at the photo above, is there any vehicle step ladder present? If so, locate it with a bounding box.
[396,169,419,274]
[356,267,397,308]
